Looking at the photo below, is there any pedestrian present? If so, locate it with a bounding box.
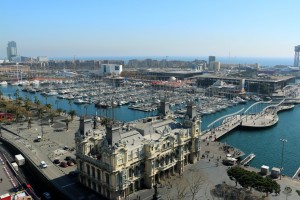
[209,159,210,162]
[0,178,2,182]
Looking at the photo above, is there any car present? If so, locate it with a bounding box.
[65,156,72,161]
[67,161,74,166]
[53,159,60,164]
[40,161,47,168]
[42,192,51,200]
[60,161,68,168]
[71,158,77,164]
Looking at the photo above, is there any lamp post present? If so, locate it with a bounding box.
[280,138,287,180]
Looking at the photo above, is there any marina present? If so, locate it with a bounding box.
[1,79,300,178]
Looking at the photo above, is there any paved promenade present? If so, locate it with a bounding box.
[128,141,300,200]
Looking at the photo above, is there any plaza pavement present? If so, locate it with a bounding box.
[128,141,300,200]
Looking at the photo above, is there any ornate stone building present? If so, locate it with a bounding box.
[75,100,201,200]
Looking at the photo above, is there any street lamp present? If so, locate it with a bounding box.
[280,138,287,180]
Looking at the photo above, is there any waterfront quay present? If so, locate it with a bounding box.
[127,141,300,200]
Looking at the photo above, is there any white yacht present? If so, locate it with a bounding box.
[0,81,8,86]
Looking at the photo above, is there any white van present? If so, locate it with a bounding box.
[41,161,48,168]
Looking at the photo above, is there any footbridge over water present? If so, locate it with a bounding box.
[201,99,290,141]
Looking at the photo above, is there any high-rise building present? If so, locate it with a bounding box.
[208,56,216,70]
[294,45,300,67]
[7,41,17,61]
[213,61,221,71]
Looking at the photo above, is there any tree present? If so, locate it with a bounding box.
[68,110,76,121]
[68,99,73,110]
[14,89,20,100]
[56,108,63,115]
[227,166,280,197]
[186,172,204,200]
[101,117,111,126]
[24,97,32,120]
[44,94,48,104]
[163,178,188,200]
[49,110,56,123]
[45,103,52,112]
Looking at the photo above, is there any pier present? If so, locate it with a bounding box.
[240,153,256,166]
[292,167,300,180]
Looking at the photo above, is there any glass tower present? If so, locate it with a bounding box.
[7,41,17,61]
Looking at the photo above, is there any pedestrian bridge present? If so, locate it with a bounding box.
[201,99,291,141]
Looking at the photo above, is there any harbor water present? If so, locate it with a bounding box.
[0,85,299,176]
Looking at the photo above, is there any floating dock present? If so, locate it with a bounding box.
[240,153,256,166]
[292,167,300,180]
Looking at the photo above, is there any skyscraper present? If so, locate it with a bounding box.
[7,41,17,61]
[294,45,300,68]
[208,56,216,70]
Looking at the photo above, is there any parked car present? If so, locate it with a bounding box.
[40,161,48,168]
[65,156,72,161]
[53,159,60,164]
[71,158,77,164]
[67,161,74,166]
[60,161,68,168]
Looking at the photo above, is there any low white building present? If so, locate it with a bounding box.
[100,64,122,76]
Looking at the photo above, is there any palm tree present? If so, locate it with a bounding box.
[14,89,20,100]
[46,104,52,112]
[0,99,8,113]
[35,99,41,110]
[56,108,63,115]
[49,111,56,125]
[24,97,32,120]
[45,94,48,104]
[55,99,60,110]
[84,105,88,116]
[37,106,44,136]
[34,96,39,104]
[68,99,73,111]
[68,110,76,121]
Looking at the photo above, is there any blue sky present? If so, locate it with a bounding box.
[0,0,299,59]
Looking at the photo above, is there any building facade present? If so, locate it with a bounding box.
[196,75,295,95]
[75,100,201,199]
[7,41,17,61]
[100,64,123,76]
[208,56,216,70]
